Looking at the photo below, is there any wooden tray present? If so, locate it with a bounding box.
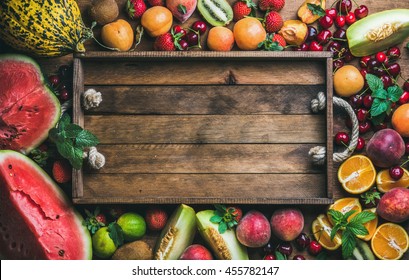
[72,51,333,205]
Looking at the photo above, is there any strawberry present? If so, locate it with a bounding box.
[259,0,285,12]
[226,205,243,222]
[145,207,168,231]
[154,33,176,51]
[271,33,286,47]
[258,33,285,51]
[126,0,147,20]
[83,207,106,235]
[147,0,165,6]
[264,10,283,33]
[233,0,257,22]
[52,160,71,183]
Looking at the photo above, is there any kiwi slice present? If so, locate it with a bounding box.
[196,210,248,260]
[154,204,196,260]
[347,9,409,57]
[197,0,233,27]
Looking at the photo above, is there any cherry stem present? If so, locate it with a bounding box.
[358,87,370,97]
[400,157,409,167]
[351,0,360,7]
[331,37,348,42]
[381,63,398,85]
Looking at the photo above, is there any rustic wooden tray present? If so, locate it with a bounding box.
[72,51,333,204]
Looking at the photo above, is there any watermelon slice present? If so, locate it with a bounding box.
[0,150,92,259]
[0,54,60,154]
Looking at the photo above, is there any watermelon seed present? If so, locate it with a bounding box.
[58,250,65,257]
[18,106,23,111]
[56,215,60,219]
[8,164,12,169]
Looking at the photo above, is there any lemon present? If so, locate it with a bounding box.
[333,65,364,97]
[117,212,146,241]
[92,227,117,259]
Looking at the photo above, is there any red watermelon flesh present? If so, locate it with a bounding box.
[0,150,92,259]
[0,54,60,154]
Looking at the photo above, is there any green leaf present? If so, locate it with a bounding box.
[341,228,356,259]
[347,222,368,236]
[75,130,99,148]
[372,89,388,99]
[58,113,71,133]
[330,224,341,241]
[315,251,328,260]
[327,209,344,224]
[343,210,357,221]
[275,251,287,260]
[351,211,376,225]
[70,146,84,170]
[177,4,187,14]
[65,123,84,138]
[56,141,75,160]
[214,204,226,213]
[366,73,384,92]
[307,3,326,16]
[218,222,228,234]
[387,86,403,102]
[210,215,223,223]
[108,222,124,247]
[370,112,386,126]
[371,98,389,116]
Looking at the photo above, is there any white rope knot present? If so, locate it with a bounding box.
[83,146,105,169]
[82,89,102,110]
[308,146,326,165]
[311,91,326,113]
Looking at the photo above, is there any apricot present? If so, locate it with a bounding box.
[236,210,271,248]
[101,19,134,51]
[179,244,213,260]
[233,18,266,51]
[207,27,235,51]
[377,188,409,223]
[270,208,304,241]
[141,6,173,37]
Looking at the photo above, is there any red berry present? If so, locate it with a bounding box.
[373,66,386,77]
[345,12,356,25]
[264,254,276,260]
[403,81,409,92]
[59,88,71,102]
[363,95,373,109]
[356,136,365,152]
[295,233,311,250]
[308,41,323,51]
[376,52,387,63]
[333,59,345,70]
[307,26,318,41]
[357,108,369,122]
[334,131,350,145]
[294,43,309,51]
[145,207,168,231]
[277,242,293,256]
[179,40,189,51]
[386,47,401,59]
[381,75,393,88]
[359,121,372,134]
[343,49,355,63]
[48,75,60,88]
[359,56,371,68]
[319,15,333,29]
[293,255,306,260]
[387,63,401,77]
[354,5,368,19]
[126,0,147,19]
[399,91,409,105]
[389,166,404,180]
[147,0,165,6]
[95,213,107,225]
[264,11,284,33]
[264,242,274,253]
[336,0,352,14]
[186,32,199,46]
[349,94,363,108]
[191,20,207,35]
[333,28,347,40]
[316,29,332,45]
[52,160,72,184]
[226,205,243,222]
[233,1,252,22]
[335,15,346,27]
[308,240,322,256]
[367,58,380,73]
[258,0,285,12]
[154,33,176,51]
[360,68,368,79]
[326,8,337,19]
[172,25,186,38]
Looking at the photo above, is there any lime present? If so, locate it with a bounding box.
[92,227,117,259]
[117,212,146,241]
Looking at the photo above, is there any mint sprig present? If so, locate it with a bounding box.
[328,209,376,259]
[307,1,326,17]
[49,114,99,169]
[210,204,239,234]
[83,207,105,235]
[108,222,124,247]
[258,34,284,51]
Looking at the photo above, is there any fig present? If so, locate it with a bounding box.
[236,210,271,248]
[377,188,409,223]
[278,20,308,46]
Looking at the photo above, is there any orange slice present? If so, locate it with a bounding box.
[376,168,409,193]
[357,208,378,241]
[312,214,342,250]
[328,197,362,225]
[371,223,409,260]
[338,155,376,194]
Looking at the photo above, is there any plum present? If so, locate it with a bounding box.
[236,210,271,248]
[377,187,409,223]
[366,128,405,168]
[270,208,304,241]
[179,244,213,260]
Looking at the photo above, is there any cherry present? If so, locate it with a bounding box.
[179,39,189,50]
[326,8,337,19]
[48,75,60,88]
[360,68,368,79]
[356,136,365,152]
[333,28,347,40]
[186,32,199,46]
[342,49,354,63]
[309,41,323,51]
[308,241,322,256]
[264,254,276,260]
[359,56,371,68]
[354,5,369,19]
[277,242,293,256]
[367,58,380,73]
[335,15,346,27]
[59,88,71,102]
[316,29,332,45]
[333,59,345,69]
[406,142,409,154]
[386,47,401,59]
[337,0,352,14]
[357,108,369,122]
[373,66,386,77]
[319,15,333,29]
[349,94,363,108]
[334,131,350,145]
[398,91,409,105]
[387,63,401,77]
[172,25,184,35]
[373,122,387,132]
[327,41,342,57]
[363,95,373,109]
[294,43,309,51]
[295,233,311,250]
[293,255,306,260]
[389,166,404,180]
[307,26,318,41]
[381,75,393,88]
[191,20,207,35]
[359,121,372,134]
[345,12,356,25]
[376,52,387,63]
[264,242,274,253]
[403,81,409,92]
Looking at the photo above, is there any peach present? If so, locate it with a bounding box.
[179,244,213,260]
[377,187,409,223]
[236,210,271,248]
[270,208,304,241]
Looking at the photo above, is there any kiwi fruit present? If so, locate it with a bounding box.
[197,0,233,27]
[196,210,248,260]
[89,0,119,25]
[154,204,196,260]
[111,240,153,260]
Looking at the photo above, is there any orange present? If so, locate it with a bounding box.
[371,223,409,260]
[233,18,266,51]
[101,19,134,51]
[376,168,409,193]
[357,208,378,241]
[207,26,235,51]
[392,103,409,137]
[337,155,376,194]
[312,214,342,250]
[333,65,365,97]
[328,197,362,224]
[141,6,172,37]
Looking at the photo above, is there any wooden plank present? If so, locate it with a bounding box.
[82,59,326,85]
[78,173,327,204]
[85,85,325,115]
[85,115,326,144]
[91,144,324,174]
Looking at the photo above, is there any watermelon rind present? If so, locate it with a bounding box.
[0,54,61,154]
[0,150,92,260]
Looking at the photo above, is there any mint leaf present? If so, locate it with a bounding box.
[371,98,389,116]
[350,211,376,224]
[347,222,368,236]
[341,228,356,259]
[218,222,228,234]
[330,223,341,240]
[57,140,75,160]
[76,130,99,148]
[328,209,344,224]
[210,215,223,223]
[108,222,124,247]
[58,113,71,132]
[366,73,384,92]
[71,146,84,169]
[49,127,64,143]
[387,86,403,102]
[177,4,187,14]
[275,251,287,260]
[307,3,326,16]
[343,210,357,221]
[372,89,388,99]
[65,123,83,138]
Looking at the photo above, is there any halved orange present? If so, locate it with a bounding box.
[338,155,376,194]
[328,197,362,225]
[371,223,409,260]
[357,208,378,241]
[376,168,409,193]
[312,214,342,250]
